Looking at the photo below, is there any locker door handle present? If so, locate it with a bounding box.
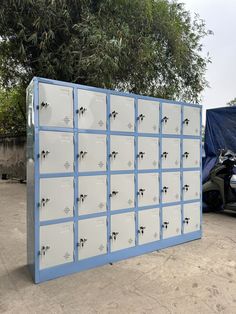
[161,186,168,193]
[161,152,168,159]
[183,118,190,125]
[41,198,50,207]
[137,114,145,121]
[183,217,190,224]
[76,107,87,115]
[138,226,146,234]
[109,151,119,159]
[137,188,145,196]
[161,116,169,124]
[110,111,118,119]
[78,194,88,203]
[40,102,50,108]
[137,152,145,159]
[40,150,50,159]
[110,232,119,240]
[78,151,88,159]
[183,152,189,159]
[40,245,50,256]
[183,184,189,191]
[78,238,87,247]
[109,191,119,197]
[162,222,169,229]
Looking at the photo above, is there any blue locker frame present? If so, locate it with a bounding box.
[27,77,202,283]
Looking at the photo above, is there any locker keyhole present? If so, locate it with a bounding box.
[110,111,118,119]
[77,107,87,115]
[79,194,88,203]
[109,191,119,197]
[183,184,189,192]
[40,245,50,256]
[183,118,190,125]
[41,197,50,207]
[110,232,119,240]
[40,101,49,108]
[137,114,145,121]
[162,116,169,124]
[162,186,168,194]
[162,222,169,229]
[161,152,168,159]
[78,151,88,159]
[41,150,50,159]
[138,226,146,235]
[138,188,145,196]
[78,238,87,247]
[183,152,189,159]
[184,217,190,224]
[109,151,119,159]
[137,152,145,159]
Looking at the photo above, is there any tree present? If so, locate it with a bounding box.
[227,98,236,106]
[0,0,211,135]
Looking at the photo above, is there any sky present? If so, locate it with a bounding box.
[183,0,236,124]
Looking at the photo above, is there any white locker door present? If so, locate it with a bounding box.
[138,208,160,245]
[110,174,134,210]
[110,95,134,132]
[138,137,159,170]
[183,106,201,136]
[78,134,106,172]
[110,212,135,252]
[40,177,74,221]
[77,89,106,130]
[138,173,159,207]
[78,175,107,215]
[162,206,181,239]
[162,172,180,203]
[137,99,159,133]
[183,139,200,168]
[110,135,134,170]
[183,171,201,201]
[183,203,201,234]
[161,103,181,135]
[39,222,74,270]
[39,131,74,174]
[78,217,107,260]
[161,138,180,169]
[39,83,73,128]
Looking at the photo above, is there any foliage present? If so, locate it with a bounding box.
[227,97,236,106]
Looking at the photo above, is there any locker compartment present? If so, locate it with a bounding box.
[183,171,201,201]
[40,177,74,221]
[110,174,135,210]
[39,83,73,128]
[138,173,159,207]
[77,89,106,130]
[39,131,74,174]
[110,212,135,252]
[183,139,200,168]
[78,175,107,215]
[137,99,159,133]
[78,133,106,172]
[39,222,74,270]
[162,205,181,239]
[183,203,201,234]
[138,208,160,245]
[78,217,107,260]
[161,172,180,203]
[110,135,134,171]
[161,103,181,135]
[161,138,180,169]
[137,137,159,170]
[110,95,134,132]
[183,106,201,136]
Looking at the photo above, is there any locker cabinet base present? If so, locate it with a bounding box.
[33,230,201,283]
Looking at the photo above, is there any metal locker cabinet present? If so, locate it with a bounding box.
[78,175,107,215]
[161,103,181,135]
[39,222,74,270]
[161,172,181,203]
[183,106,201,136]
[39,177,74,221]
[162,205,181,239]
[183,171,201,201]
[78,133,106,172]
[183,203,201,234]
[138,208,160,245]
[110,174,135,210]
[110,135,134,171]
[161,138,180,169]
[137,137,159,170]
[183,139,201,168]
[110,212,135,252]
[110,95,134,132]
[77,89,106,130]
[39,131,74,174]
[138,173,159,207]
[39,83,74,128]
[78,217,107,260]
[137,99,159,133]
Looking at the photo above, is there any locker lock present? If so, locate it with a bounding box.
[138,188,145,196]
[109,151,119,159]
[137,152,145,159]
[77,107,87,115]
[40,150,50,159]
[40,245,50,256]
[183,152,189,159]
[110,232,119,240]
[183,217,190,224]
[162,186,168,193]
[138,226,146,235]
[161,116,169,124]
[40,102,49,108]
[183,118,190,125]
[162,222,169,229]
[78,194,88,203]
[41,198,50,207]
[161,152,168,159]
[109,191,119,197]
[183,184,189,192]
[78,238,87,247]
[110,111,118,119]
[137,114,145,121]
[78,151,88,159]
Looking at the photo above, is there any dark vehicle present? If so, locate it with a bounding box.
[203,149,236,211]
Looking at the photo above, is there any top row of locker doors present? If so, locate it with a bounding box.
[38,83,201,136]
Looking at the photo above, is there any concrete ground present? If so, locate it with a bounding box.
[0,182,236,314]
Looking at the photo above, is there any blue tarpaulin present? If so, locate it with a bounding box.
[203,106,236,182]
